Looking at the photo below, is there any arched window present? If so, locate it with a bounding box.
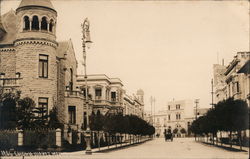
[41,17,48,31]
[49,19,54,32]
[23,16,30,30]
[31,16,39,30]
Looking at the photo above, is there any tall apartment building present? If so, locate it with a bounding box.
[213,52,250,105]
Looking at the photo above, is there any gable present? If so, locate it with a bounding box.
[0,10,18,45]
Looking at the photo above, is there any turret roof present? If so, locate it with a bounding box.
[17,0,55,11]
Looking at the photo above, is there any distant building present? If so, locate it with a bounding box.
[154,99,195,137]
[213,64,227,103]
[76,74,145,118]
[195,108,209,118]
[123,90,144,118]
[76,74,124,115]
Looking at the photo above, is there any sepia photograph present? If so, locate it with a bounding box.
[0,0,249,158]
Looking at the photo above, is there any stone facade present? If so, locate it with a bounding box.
[76,74,124,115]
[123,90,144,118]
[213,52,250,105]
[0,0,85,130]
[154,99,195,137]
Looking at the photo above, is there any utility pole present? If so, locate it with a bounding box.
[150,96,153,125]
[194,99,199,141]
[153,97,156,126]
[211,79,214,109]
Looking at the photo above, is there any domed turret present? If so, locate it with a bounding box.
[15,0,57,41]
[17,0,56,12]
[14,0,58,102]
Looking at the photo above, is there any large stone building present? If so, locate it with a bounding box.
[213,52,250,105]
[123,89,144,118]
[76,74,144,117]
[0,0,147,134]
[76,74,124,115]
[213,64,227,103]
[0,0,85,130]
[154,99,195,137]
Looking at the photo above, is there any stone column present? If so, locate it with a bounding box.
[47,21,50,32]
[38,19,41,31]
[77,129,81,144]
[17,129,23,146]
[68,131,72,144]
[102,87,106,100]
[29,21,32,30]
[56,128,62,147]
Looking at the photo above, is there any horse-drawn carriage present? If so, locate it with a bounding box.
[164,129,173,141]
[164,133,173,141]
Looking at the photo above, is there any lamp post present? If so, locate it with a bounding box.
[81,18,92,155]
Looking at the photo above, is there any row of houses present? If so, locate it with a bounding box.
[213,51,249,105]
[0,0,145,132]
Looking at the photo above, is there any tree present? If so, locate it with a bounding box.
[48,106,64,129]
[0,91,20,129]
[180,128,186,134]
[32,107,48,128]
[173,128,178,134]
[16,97,36,129]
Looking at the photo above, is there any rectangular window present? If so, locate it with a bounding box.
[38,97,48,118]
[68,106,76,124]
[236,82,240,93]
[176,104,180,109]
[95,88,102,99]
[168,115,171,121]
[111,92,116,101]
[39,54,48,78]
[168,105,170,110]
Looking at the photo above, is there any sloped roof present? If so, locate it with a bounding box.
[238,60,250,74]
[0,10,18,45]
[57,41,69,58]
[17,0,55,11]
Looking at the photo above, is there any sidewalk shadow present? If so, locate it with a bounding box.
[200,142,248,152]
[95,139,152,153]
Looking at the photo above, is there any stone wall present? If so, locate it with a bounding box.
[15,41,57,111]
[0,48,16,78]
[65,97,84,127]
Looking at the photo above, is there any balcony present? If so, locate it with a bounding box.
[93,99,110,106]
[64,90,84,98]
[0,78,21,87]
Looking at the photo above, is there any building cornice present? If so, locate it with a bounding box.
[0,47,15,52]
[14,38,58,48]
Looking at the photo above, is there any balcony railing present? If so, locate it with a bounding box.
[0,78,21,87]
[65,90,84,98]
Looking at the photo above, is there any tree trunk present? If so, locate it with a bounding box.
[220,131,222,146]
[229,131,232,148]
[238,130,242,150]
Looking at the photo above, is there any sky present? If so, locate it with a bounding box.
[1,0,249,112]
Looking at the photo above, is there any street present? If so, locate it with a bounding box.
[2,138,249,159]
[60,137,249,159]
